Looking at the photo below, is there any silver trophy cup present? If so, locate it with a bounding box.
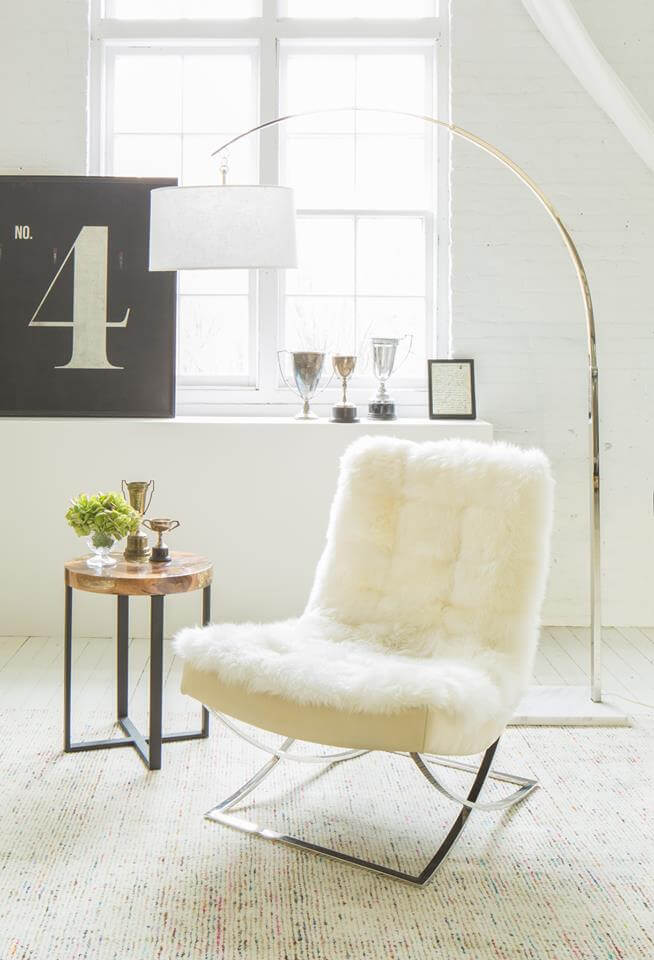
[278,350,327,420]
[368,336,411,420]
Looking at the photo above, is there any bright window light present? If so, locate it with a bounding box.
[280,1,437,18]
[280,42,435,381]
[98,6,445,402]
[108,45,258,381]
[107,1,261,19]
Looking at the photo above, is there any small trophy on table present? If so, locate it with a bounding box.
[143,518,181,564]
[330,355,358,423]
[121,480,154,561]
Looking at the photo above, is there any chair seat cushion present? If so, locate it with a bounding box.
[181,662,429,753]
[174,615,521,755]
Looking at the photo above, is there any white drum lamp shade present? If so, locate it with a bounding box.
[149,185,297,270]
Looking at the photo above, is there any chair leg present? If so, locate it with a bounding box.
[208,737,295,814]
[203,728,535,886]
[411,750,539,811]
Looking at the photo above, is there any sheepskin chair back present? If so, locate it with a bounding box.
[306,436,554,681]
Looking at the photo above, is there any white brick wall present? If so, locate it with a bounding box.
[1,0,652,624]
[0,0,88,174]
[451,0,654,624]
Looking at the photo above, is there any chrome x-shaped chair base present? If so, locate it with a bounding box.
[206,713,538,886]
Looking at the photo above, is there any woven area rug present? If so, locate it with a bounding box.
[1,707,652,960]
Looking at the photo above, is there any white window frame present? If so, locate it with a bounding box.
[89,0,450,416]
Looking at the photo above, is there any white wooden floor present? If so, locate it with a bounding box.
[1,627,653,727]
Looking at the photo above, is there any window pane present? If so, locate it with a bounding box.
[356,53,428,133]
[109,46,259,385]
[113,55,182,133]
[283,56,356,132]
[182,55,256,133]
[356,299,425,379]
[281,47,433,207]
[286,218,354,296]
[179,270,248,295]
[356,136,428,208]
[182,134,257,186]
[108,0,261,18]
[280,43,434,382]
[178,296,249,376]
[284,136,355,208]
[357,218,425,296]
[282,0,436,17]
[284,297,356,354]
[113,134,180,178]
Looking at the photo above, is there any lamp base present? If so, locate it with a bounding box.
[509,685,631,726]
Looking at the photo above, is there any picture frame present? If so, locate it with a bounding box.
[0,175,177,417]
[427,359,476,420]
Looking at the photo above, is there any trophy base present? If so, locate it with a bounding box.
[368,399,397,421]
[330,404,359,423]
[123,533,151,562]
[150,546,171,564]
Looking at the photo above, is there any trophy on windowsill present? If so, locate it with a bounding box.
[277,350,330,420]
[121,480,155,561]
[368,335,412,421]
[330,354,358,423]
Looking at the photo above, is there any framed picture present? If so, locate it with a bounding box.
[0,175,177,417]
[427,359,476,420]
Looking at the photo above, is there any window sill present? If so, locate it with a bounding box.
[0,414,493,435]
[170,415,492,429]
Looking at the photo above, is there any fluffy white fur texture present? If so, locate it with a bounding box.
[175,437,554,750]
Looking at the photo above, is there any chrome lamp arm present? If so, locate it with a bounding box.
[211,106,601,703]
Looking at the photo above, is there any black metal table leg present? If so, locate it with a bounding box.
[201,584,211,737]
[149,595,164,771]
[117,596,129,720]
[64,585,73,752]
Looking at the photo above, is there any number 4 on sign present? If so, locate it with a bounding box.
[29,225,130,370]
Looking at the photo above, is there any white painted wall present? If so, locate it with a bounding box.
[0,419,491,637]
[1,0,653,627]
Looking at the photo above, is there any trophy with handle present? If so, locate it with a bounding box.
[330,354,358,423]
[368,335,413,421]
[277,350,331,420]
[143,518,180,564]
[121,480,155,561]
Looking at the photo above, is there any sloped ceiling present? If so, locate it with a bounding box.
[521,0,654,174]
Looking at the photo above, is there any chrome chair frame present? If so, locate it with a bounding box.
[205,712,539,886]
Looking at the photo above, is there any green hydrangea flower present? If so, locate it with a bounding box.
[66,492,141,548]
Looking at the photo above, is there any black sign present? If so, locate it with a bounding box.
[0,176,177,416]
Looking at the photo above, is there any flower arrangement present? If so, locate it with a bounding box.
[66,492,141,549]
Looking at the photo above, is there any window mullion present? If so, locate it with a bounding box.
[257,0,280,397]
[435,23,450,357]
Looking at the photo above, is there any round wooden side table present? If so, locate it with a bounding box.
[64,551,213,771]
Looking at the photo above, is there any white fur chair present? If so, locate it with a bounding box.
[176,436,554,884]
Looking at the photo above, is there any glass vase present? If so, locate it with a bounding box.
[86,534,118,569]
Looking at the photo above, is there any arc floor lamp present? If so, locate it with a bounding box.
[149,107,625,724]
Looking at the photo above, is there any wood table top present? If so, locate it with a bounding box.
[64,551,213,596]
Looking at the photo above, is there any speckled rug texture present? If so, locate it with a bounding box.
[1,709,652,960]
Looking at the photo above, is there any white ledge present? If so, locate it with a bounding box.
[0,416,493,638]
[0,416,492,430]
